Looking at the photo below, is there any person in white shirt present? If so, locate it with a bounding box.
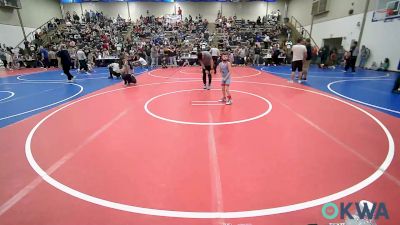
[290,38,307,83]
[210,46,220,73]
[77,48,90,74]
[108,62,122,79]
[116,43,122,54]
[133,55,148,68]
[263,35,270,49]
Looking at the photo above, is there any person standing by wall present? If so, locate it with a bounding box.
[319,45,329,65]
[359,45,370,69]
[345,41,359,73]
[336,45,345,66]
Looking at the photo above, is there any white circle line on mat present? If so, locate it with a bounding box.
[0,91,15,102]
[0,82,83,121]
[16,70,148,82]
[25,80,394,218]
[261,68,391,79]
[327,78,400,114]
[144,89,272,125]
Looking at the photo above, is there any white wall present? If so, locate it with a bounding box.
[302,11,399,71]
[303,13,363,50]
[287,0,376,26]
[360,12,400,71]
[62,1,286,22]
[0,24,35,47]
[130,2,175,19]
[0,0,61,28]
[176,2,220,21]
[0,0,61,47]
[222,1,285,21]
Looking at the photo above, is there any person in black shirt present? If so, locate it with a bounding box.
[345,41,359,73]
[56,44,74,82]
[393,71,400,94]
[253,45,261,65]
[319,45,329,65]
[301,38,312,81]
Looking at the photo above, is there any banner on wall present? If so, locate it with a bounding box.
[165,14,181,24]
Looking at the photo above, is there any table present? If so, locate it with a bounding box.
[95,56,119,67]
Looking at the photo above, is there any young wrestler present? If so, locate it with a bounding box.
[217,52,233,105]
[121,59,136,86]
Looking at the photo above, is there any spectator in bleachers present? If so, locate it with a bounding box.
[210,45,220,73]
[150,45,159,67]
[72,11,80,23]
[0,48,8,69]
[253,45,261,65]
[48,47,58,67]
[39,46,50,69]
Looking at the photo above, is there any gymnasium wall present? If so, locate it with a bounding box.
[358,12,400,71]
[0,0,62,47]
[303,11,400,71]
[61,1,286,22]
[302,13,363,50]
[0,24,35,47]
[0,0,62,28]
[287,0,376,26]
[290,0,399,71]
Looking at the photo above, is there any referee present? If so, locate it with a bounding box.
[197,51,214,90]
[57,44,74,82]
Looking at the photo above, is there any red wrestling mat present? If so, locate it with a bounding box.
[0,67,399,225]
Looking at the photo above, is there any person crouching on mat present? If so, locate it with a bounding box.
[198,51,214,90]
[108,61,122,79]
[217,52,233,105]
[121,59,137,86]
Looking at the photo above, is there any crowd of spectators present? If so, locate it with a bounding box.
[214,10,291,66]
[0,9,212,71]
